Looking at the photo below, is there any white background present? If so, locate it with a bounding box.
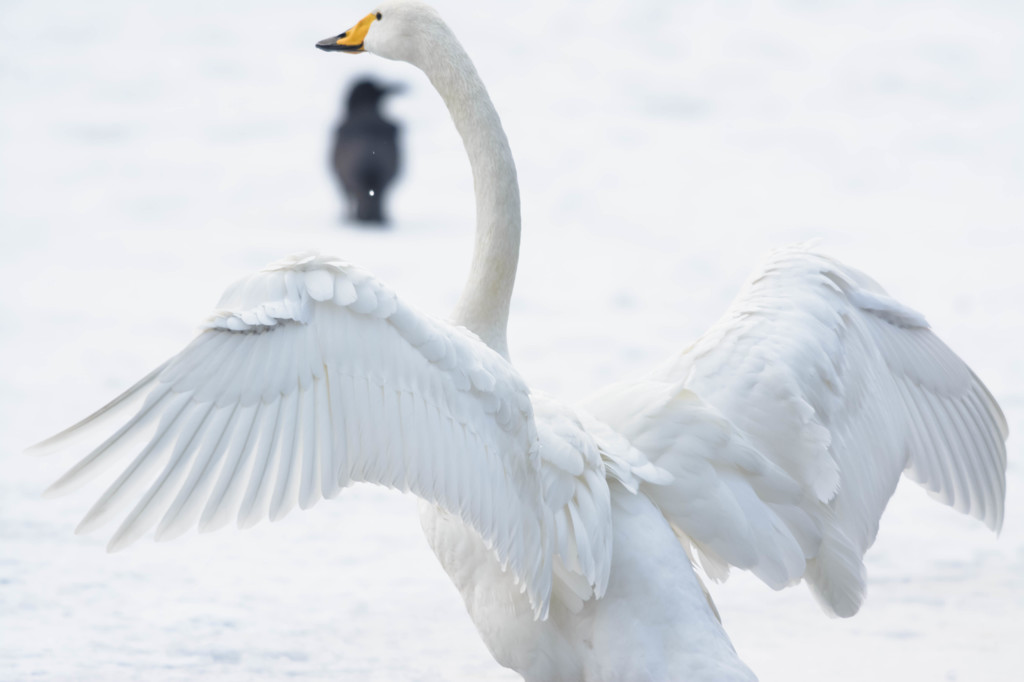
[1,0,1021,679]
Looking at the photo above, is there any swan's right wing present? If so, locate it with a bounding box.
[30,252,554,611]
[586,246,1007,617]
[582,379,816,592]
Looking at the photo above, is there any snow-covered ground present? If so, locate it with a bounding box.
[2,0,1022,679]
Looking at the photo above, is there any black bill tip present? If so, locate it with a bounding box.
[316,34,362,52]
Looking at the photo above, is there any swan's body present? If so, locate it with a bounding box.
[32,2,1006,681]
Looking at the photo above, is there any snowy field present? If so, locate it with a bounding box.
[2,0,1022,679]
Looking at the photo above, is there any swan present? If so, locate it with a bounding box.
[30,2,1006,680]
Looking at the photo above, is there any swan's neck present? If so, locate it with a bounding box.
[420,35,520,360]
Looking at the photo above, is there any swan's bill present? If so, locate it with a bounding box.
[316,12,378,53]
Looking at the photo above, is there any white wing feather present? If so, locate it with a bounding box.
[31,252,570,613]
[585,246,1007,617]
[529,393,672,612]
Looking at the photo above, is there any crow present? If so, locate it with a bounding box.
[331,79,403,224]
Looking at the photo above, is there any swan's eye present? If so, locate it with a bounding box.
[376,12,382,20]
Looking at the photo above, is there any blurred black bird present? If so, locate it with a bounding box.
[331,79,403,224]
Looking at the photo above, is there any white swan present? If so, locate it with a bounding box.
[31,2,1006,680]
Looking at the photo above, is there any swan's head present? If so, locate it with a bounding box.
[316,1,446,67]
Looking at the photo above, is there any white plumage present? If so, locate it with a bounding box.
[31,2,1006,680]
[584,248,1006,618]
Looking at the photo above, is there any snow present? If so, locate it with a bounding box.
[1,0,1022,679]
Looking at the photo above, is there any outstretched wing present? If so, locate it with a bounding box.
[30,252,554,611]
[586,246,1007,617]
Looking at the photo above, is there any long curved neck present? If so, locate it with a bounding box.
[418,31,521,360]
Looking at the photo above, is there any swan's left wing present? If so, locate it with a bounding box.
[30,252,557,611]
